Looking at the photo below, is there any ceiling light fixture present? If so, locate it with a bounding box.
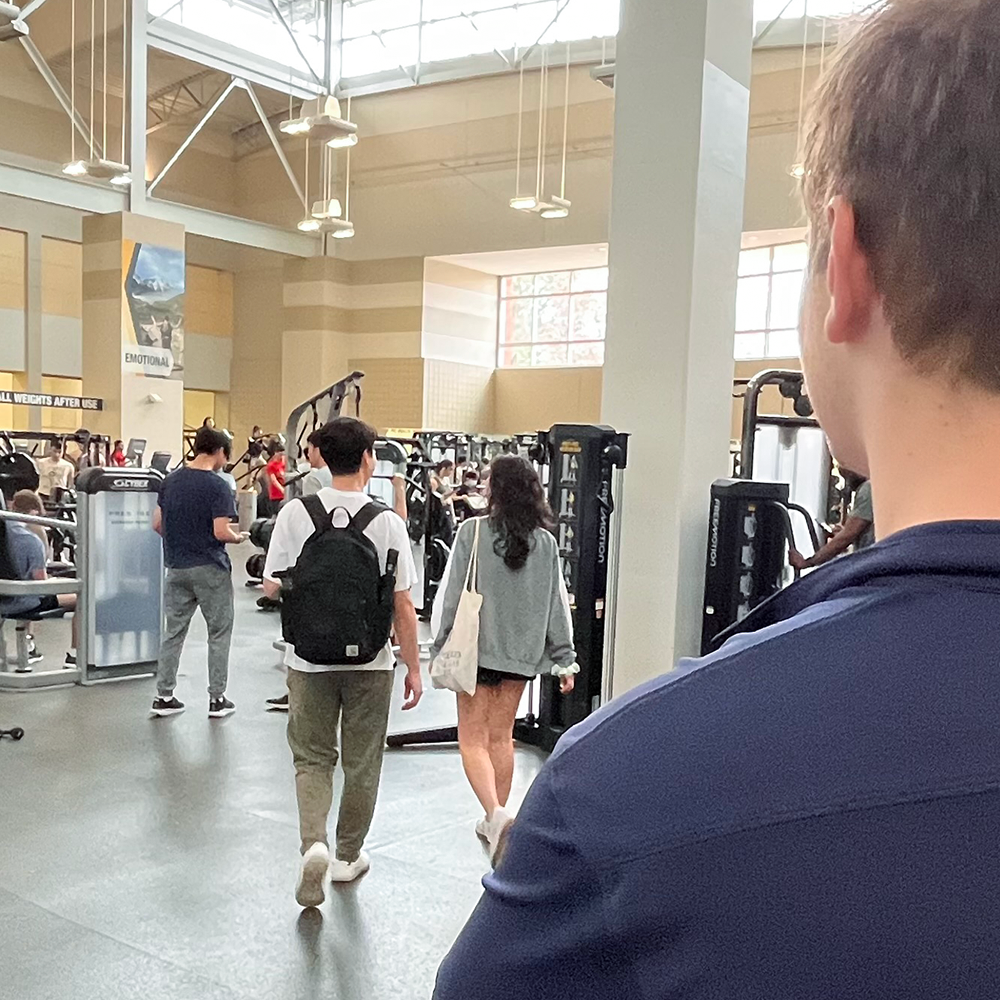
[297,217,321,232]
[281,95,358,148]
[311,198,343,220]
[539,42,573,221]
[0,0,27,41]
[540,195,571,220]
[509,195,539,212]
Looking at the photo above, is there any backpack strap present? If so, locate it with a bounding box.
[349,500,391,534]
[299,494,331,534]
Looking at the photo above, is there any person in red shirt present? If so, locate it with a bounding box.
[110,440,127,467]
[262,441,286,516]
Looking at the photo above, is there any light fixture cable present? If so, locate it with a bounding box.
[514,56,524,200]
[560,40,570,200]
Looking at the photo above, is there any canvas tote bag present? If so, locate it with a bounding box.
[430,518,482,695]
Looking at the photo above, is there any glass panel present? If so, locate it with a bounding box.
[502,274,535,297]
[472,6,521,49]
[545,0,620,42]
[532,342,569,366]
[772,241,808,272]
[424,0,512,17]
[516,1,559,47]
[534,271,571,294]
[534,296,570,342]
[343,0,421,37]
[569,341,606,366]
[421,16,489,62]
[571,267,609,292]
[570,292,607,341]
[770,271,805,329]
[500,344,532,368]
[342,26,419,75]
[736,276,769,332]
[767,329,801,358]
[734,331,767,360]
[738,247,771,276]
[500,299,534,344]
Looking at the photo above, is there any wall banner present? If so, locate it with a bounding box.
[123,240,185,381]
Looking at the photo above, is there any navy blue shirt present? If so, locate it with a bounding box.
[435,522,1000,999]
[158,466,235,572]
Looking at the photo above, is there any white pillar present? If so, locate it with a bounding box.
[602,0,753,695]
[25,231,43,431]
[129,0,147,214]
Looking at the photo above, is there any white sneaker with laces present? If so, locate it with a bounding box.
[295,842,330,908]
[486,807,514,860]
[329,851,370,883]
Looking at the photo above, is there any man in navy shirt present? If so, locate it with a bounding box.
[435,2,1000,997]
[151,426,247,719]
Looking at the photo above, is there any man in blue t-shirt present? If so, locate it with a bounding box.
[151,426,247,719]
[435,3,1000,998]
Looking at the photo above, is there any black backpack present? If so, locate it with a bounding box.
[280,494,399,666]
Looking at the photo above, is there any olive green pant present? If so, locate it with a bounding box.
[287,668,395,863]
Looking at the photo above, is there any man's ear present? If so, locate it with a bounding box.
[825,196,877,346]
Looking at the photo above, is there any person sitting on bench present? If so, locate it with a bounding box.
[0,503,76,668]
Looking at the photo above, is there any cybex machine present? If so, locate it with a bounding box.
[387,423,629,753]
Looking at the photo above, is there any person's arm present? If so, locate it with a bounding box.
[545,542,578,694]
[213,516,248,545]
[392,473,407,522]
[152,505,163,535]
[261,502,297,600]
[433,767,610,1000]
[789,515,870,570]
[211,479,246,544]
[428,521,474,659]
[394,590,422,710]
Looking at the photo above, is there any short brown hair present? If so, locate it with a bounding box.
[802,0,1000,390]
[10,490,43,516]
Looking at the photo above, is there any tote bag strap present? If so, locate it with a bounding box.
[463,517,482,593]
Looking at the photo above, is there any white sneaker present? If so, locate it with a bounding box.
[295,842,330,908]
[329,851,370,883]
[486,807,514,860]
[475,816,490,840]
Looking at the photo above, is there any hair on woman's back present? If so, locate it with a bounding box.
[486,455,555,571]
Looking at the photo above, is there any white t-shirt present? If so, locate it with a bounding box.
[36,456,74,496]
[301,465,333,495]
[263,487,417,672]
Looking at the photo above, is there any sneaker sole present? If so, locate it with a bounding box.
[296,854,329,907]
[329,859,370,883]
[266,704,289,712]
[151,707,186,717]
[208,708,236,718]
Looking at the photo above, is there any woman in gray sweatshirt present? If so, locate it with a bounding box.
[430,455,578,856]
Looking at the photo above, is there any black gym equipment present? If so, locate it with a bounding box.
[388,423,629,754]
[702,370,828,655]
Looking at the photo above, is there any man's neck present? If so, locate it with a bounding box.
[331,472,367,493]
[189,455,217,472]
[867,377,1000,539]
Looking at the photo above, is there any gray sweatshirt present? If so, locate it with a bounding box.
[430,518,577,677]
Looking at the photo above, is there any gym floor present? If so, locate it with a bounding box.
[0,546,547,1000]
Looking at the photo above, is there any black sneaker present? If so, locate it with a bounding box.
[209,696,236,718]
[63,652,76,669]
[27,647,44,665]
[265,693,289,712]
[151,696,186,717]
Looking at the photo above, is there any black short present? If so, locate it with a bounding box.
[476,667,527,688]
[28,595,61,615]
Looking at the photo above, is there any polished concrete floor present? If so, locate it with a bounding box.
[0,549,548,1000]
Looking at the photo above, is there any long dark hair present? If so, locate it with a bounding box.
[487,455,555,571]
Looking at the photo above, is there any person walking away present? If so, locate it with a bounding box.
[262,440,287,516]
[262,417,423,907]
[35,444,74,502]
[430,455,577,858]
[789,475,874,570]
[435,3,1000,997]
[151,426,248,718]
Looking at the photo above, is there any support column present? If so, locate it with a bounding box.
[602,0,753,694]
[24,231,43,431]
[82,212,185,459]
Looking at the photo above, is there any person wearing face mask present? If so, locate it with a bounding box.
[150,426,248,720]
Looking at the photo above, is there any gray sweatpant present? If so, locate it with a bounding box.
[155,564,234,698]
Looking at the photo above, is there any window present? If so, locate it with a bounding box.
[754,0,875,20]
[734,242,807,361]
[498,267,608,368]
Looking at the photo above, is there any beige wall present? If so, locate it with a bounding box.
[493,366,604,435]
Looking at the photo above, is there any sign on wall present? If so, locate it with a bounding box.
[0,390,104,410]
[123,241,185,380]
